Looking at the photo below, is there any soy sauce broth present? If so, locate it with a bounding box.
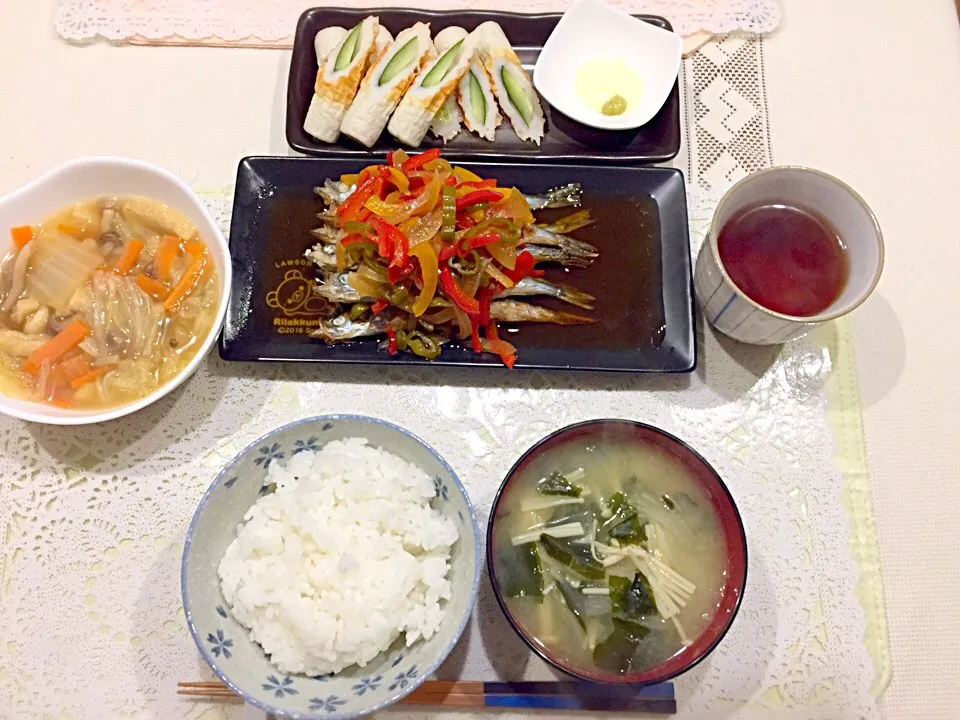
[717,203,848,317]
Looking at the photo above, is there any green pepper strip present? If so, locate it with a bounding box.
[440,185,457,243]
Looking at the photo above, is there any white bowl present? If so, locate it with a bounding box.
[0,157,231,425]
[533,0,682,131]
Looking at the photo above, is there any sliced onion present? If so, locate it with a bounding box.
[1,243,36,313]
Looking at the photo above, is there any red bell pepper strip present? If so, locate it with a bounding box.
[337,176,379,224]
[455,189,504,212]
[478,284,497,327]
[455,213,476,230]
[443,175,458,186]
[439,265,481,315]
[438,244,458,263]
[460,232,500,256]
[387,261,415,285]
[401,148,441,173]
[371,298,389,315]
[386,151,393,166]
[369,217,410,268]
[470,315,483,353]
[502,250,536,283]
[458,179,497,190]
[386,327,398,356]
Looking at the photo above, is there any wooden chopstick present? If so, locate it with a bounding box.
[177,680,677,713]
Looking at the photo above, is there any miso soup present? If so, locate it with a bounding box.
[0,196,219,410]
[491,435,730,677]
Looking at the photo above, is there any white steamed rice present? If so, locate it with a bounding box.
[218,437,459,676]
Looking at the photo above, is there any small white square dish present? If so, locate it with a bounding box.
[533,0,683,131]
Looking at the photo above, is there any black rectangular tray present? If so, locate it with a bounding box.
[221,156,695,372]
[286,7,681,164]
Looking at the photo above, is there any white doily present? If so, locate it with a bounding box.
[0,36,878,720]
[55,0,781,44]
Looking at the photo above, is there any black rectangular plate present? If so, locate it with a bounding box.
[221,156,695,373]
[286,7,681,164]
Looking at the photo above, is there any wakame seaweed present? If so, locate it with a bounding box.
[600,491,646,545]
[609,573,657,619]
[593,617,651,673]
[539,534,605,580]
[497,541,544,600]
[536,471,582,497]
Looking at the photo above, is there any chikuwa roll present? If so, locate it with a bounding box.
[439,26,500,142]
[430,94,463,143]
[388,32,473,146]
[472,21,545,144]
[340,23,434,147]
[373,25,394,55]
[314,26,347,62]
[304,17,380,144]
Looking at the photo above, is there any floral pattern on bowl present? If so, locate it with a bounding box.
[181,415,481,719]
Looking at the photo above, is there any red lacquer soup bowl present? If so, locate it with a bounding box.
[486,419,747,685]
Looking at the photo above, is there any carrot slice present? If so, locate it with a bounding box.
[69,364,115,389]
[50,351,93,386]
[154,235,181,281]
[58,223,83,237]
[10,226,32,248]
[22,320,91,375]
[184,240,207,260]
[112,239,144,274]
[135,274,170,301]
[163,254,207,312]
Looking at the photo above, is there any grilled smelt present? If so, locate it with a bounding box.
[304,17,380,143]
[472,21,545,144]
[388,34,474,147]
[340,23,434,147]
[490,300,595,325]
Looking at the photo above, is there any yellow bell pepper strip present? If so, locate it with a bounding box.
[382,166,410,194]
[439,265,481,315]
[452,165,483,183]
[410,242,438,316]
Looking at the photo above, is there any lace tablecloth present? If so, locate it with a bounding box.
[55,0,781,44]
[0,35,887,720]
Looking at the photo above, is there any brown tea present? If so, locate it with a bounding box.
[717,203,848,317]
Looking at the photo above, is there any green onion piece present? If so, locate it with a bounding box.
[500,66,534,124]
[379,37,420,86]
[333,22,363,72]
[421,40,463,88]
[468,69,487,124]
[440,185,457,242]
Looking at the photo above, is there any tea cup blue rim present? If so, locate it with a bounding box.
[181,413,482,720]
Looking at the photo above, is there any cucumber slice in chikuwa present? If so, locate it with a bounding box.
[422,40,464,88]
[501,66,534,123]
[379,38,420,86]
[334,22,363,72]
[468,69,487,123]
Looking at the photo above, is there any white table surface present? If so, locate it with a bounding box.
[1,1,959,718]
